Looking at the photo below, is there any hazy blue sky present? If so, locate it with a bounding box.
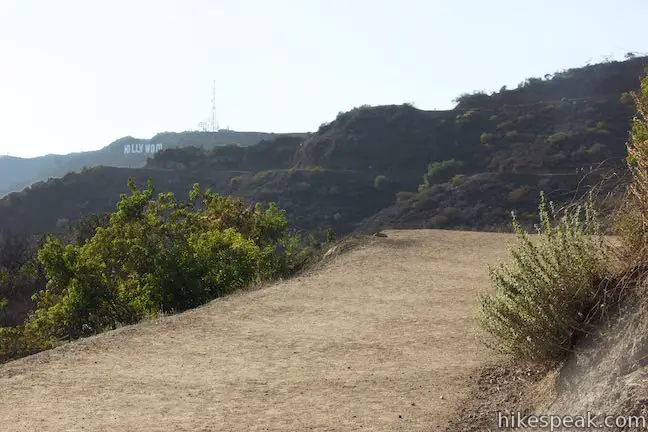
[0,0,645,157]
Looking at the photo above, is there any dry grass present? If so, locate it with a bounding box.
[0,229,510,432]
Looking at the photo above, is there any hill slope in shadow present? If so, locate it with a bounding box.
[0,130,302,197]
[0,56,646,238]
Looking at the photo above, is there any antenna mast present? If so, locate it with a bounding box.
[197,80,221,132]
[211,80,219,132]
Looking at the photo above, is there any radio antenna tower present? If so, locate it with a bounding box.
[210,80,219,132]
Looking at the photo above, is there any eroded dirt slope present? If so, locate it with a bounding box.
[0,229,510,431]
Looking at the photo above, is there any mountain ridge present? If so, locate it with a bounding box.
[0,130,305,197]
[0,56,645,239]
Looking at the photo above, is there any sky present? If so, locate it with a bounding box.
[0,0,646,158]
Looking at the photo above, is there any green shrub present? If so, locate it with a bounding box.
[0,323,51,362]
[254,171,271,181]
[547,131,571,144]
[374,175,388,190]
[586,143,606,156]
[614,198,644,257]
[622,72,648,258]
[476,193,612,361]
[451,174,465,186]
[480,132,494,146]
[420,159,463,189]
[228,176,242,188]
[505,130,518,140]
[507,186,530,203]
[497,120,514,131]
[0,326,28,361]
[453,92,489,109]
[586,126,610,135]
[8,180,298,349]
[324,228,336,243]
[455,110,476,124]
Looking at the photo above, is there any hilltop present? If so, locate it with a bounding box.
[0,130,302,197]
[0,56,645,239]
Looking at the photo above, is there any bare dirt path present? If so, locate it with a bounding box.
[0,229,510,431]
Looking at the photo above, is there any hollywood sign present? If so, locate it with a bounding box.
[124,143,164,155]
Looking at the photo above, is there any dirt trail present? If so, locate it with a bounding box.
[0,229,510,431]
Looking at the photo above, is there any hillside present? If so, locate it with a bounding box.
[0,130,299,197]
[0,230,508,432]
[0,57,646,238]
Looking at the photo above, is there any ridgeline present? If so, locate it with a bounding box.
[0,56,646,239]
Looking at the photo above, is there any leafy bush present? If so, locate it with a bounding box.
[420,159,463,189]
[0,231,47,327]
[58,213,111,246]
[453,91,489,109]
[4,180,302,352]
[476,193,612,361]
[0,326,35,362]
[264,230,318,277]
[451,174,465,186]
[497,120,514,131]
[621,73,648,258]
[374,175,388,190]
[586,142,606,156]
[455,110,476,124]
[324,228,336,243]
[614,198,644,258]
[228,176,242,188]
[547,131,571,144]
[505,130,519,140]
[480,132,494,146]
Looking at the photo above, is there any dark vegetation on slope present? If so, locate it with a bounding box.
[0,130,302,197]
[357,171,610,233]
[451,68,648,430]
[2,57,643,238]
